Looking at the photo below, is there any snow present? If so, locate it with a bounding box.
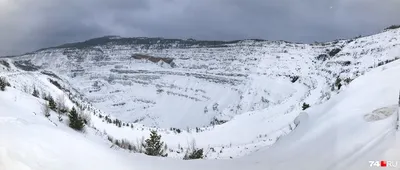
[244,58,400,169]
[0,28,400,169]
[0,89,136,170]
[1,57,399,170]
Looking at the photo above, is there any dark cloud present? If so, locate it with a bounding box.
[1,0,399,55]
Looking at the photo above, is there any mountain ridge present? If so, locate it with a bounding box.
[3,24,399,58]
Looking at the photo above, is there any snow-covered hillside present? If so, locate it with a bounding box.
[10,29,400,130]
[1,28,400,170]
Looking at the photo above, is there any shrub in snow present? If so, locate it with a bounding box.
[143,130,167,157]
[344,78,353,84]
[111,137,143,152]
[183,139,204,160]
[335,77,342,90]
[107,135,114,143]
[68,107,85,131]
[210,117,227,126]
[170,127,181,134]
[302,103,310,110]
[156,89,164,94]
[261,96,269,103]
[212,103,219,111]
[0,77,10,91]
[80,112,91,125]
[183,148,204,160]
[290,75,300,83]
[337,83,342,90]
[113,119,122,127]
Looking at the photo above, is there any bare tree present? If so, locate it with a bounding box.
[56,94,67,114]
[183,139,203,160]
[22,84,29,93]
[58,113,63,122]
[134,136,145,153]
[189,139,196,152]
[80,111,92,126]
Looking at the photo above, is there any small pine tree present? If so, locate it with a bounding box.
[47,95,57,111]
[0,77,9,91]
[32,87,40,97]
[68,107,85,131]
[143,130,167,157]
[302,103,310,110]
[335,77,342,90]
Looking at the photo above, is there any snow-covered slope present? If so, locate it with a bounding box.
[11,38,334,130]
[1,28,400,169]
[11,28,400,130]
[0,88,134,170]
[244,59,400,169]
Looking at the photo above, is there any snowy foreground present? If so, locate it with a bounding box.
[1,55,400,170]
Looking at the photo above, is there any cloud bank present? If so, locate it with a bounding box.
[0,0,399,55]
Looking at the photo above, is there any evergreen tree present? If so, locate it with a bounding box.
[335,77,342,90]
[0,77,9,91]
[302,103,310,110]
[143,130,167,156]
[47,95,57,111]
[32,87,40,97]
[68,107,85,131]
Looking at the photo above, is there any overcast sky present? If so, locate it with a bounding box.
[0,0,399,56]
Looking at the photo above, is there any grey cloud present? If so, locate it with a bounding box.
[0,0,399,56]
